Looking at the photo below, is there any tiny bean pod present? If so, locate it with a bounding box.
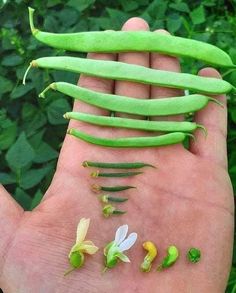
[91,184,135,193]
[67,128,192,148]
[100,195,128,203]
[91,170,143,178]
[140,241,158,272]
[157,245,179,271]
[82,161,155,169]
[24,57,234,94]
[187,248,201,263]
[29,7,236,68]
[64,111,206,133]
[102,204,126,217]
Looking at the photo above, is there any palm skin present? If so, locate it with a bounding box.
[0,18,234,293]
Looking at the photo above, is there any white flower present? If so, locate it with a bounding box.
[104,224,137,269]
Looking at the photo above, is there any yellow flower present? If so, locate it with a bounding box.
[65,218,98,276]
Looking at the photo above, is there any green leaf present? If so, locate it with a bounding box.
[0,121,17,150]
[33,142,58,163]
[169,2,189,13]
[167,13,182,33]
[13,187,32,210]
[0,172,16,185]
[0,76,13,95]
[5,132,35,170]
[67,0,95,12]
[47,98,71,125]
[10,83,34,99]
[190,5,206,25]
[30,189,44,210]
[120,0,139,12]
[1,54,23,66]
[19,165,53,190]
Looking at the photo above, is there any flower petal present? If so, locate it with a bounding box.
[76,218,90,244]
[80,242,99,255]
[114,224,128,245]
[117,252,130,263]
[119,232,137,252]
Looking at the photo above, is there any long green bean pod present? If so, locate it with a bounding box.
[29,7,236,68]
[82,161,154,169]
[24,57,233,94]
[40,82,222,116]
[67,129,192,148]
[64,112,206,133]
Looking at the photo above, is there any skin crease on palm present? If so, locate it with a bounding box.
[0,17,234,293]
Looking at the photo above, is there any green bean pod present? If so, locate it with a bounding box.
[92,184,135,193]
[91,171,143,178]
[67,128,191,148]
[29,7,236,68]
[24,57,233,94]
[64,111,206,133]
[40,82,222,116]
[82,161,154,169]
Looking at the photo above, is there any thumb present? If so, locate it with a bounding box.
[0,185,23,269]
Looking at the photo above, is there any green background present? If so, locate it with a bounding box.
[0,0,236,291]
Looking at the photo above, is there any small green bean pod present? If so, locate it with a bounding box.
[82,161,154,169]
[24,57,233,94]
[67,128,192,148]
[29,7,236,68]
[40,82,222,116]
[64,111,206,133]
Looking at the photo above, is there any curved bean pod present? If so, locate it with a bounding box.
[29,7,236,68]
[67,129,191,148]
[24,57,233,94]
[41,82,222,116]
[64,111,206,133]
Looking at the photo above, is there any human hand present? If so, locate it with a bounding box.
[0,17,234,293]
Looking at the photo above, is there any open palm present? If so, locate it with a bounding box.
[0,18,234,293]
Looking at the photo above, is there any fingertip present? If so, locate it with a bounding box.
[198,67,222,79]
[122,17,149,31]
[154,29,170,35]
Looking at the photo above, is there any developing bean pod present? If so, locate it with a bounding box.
[29,7,236,68]
[23,57,234,94]
[91,184,136,193]
[82,161,155,169]
[91,170,143,178]
[64,111,206,133]
[140,241,158,272]
[67,128,192,148]
[157,245,179,271]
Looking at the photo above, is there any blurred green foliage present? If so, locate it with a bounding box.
[0,0,236,291]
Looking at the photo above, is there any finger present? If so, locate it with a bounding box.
[0,185,23,267]
[150,29,183,121]
[74,51,117,116]
[55,51,116,170]
[190,68,228,168]
[115,17,150,119]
